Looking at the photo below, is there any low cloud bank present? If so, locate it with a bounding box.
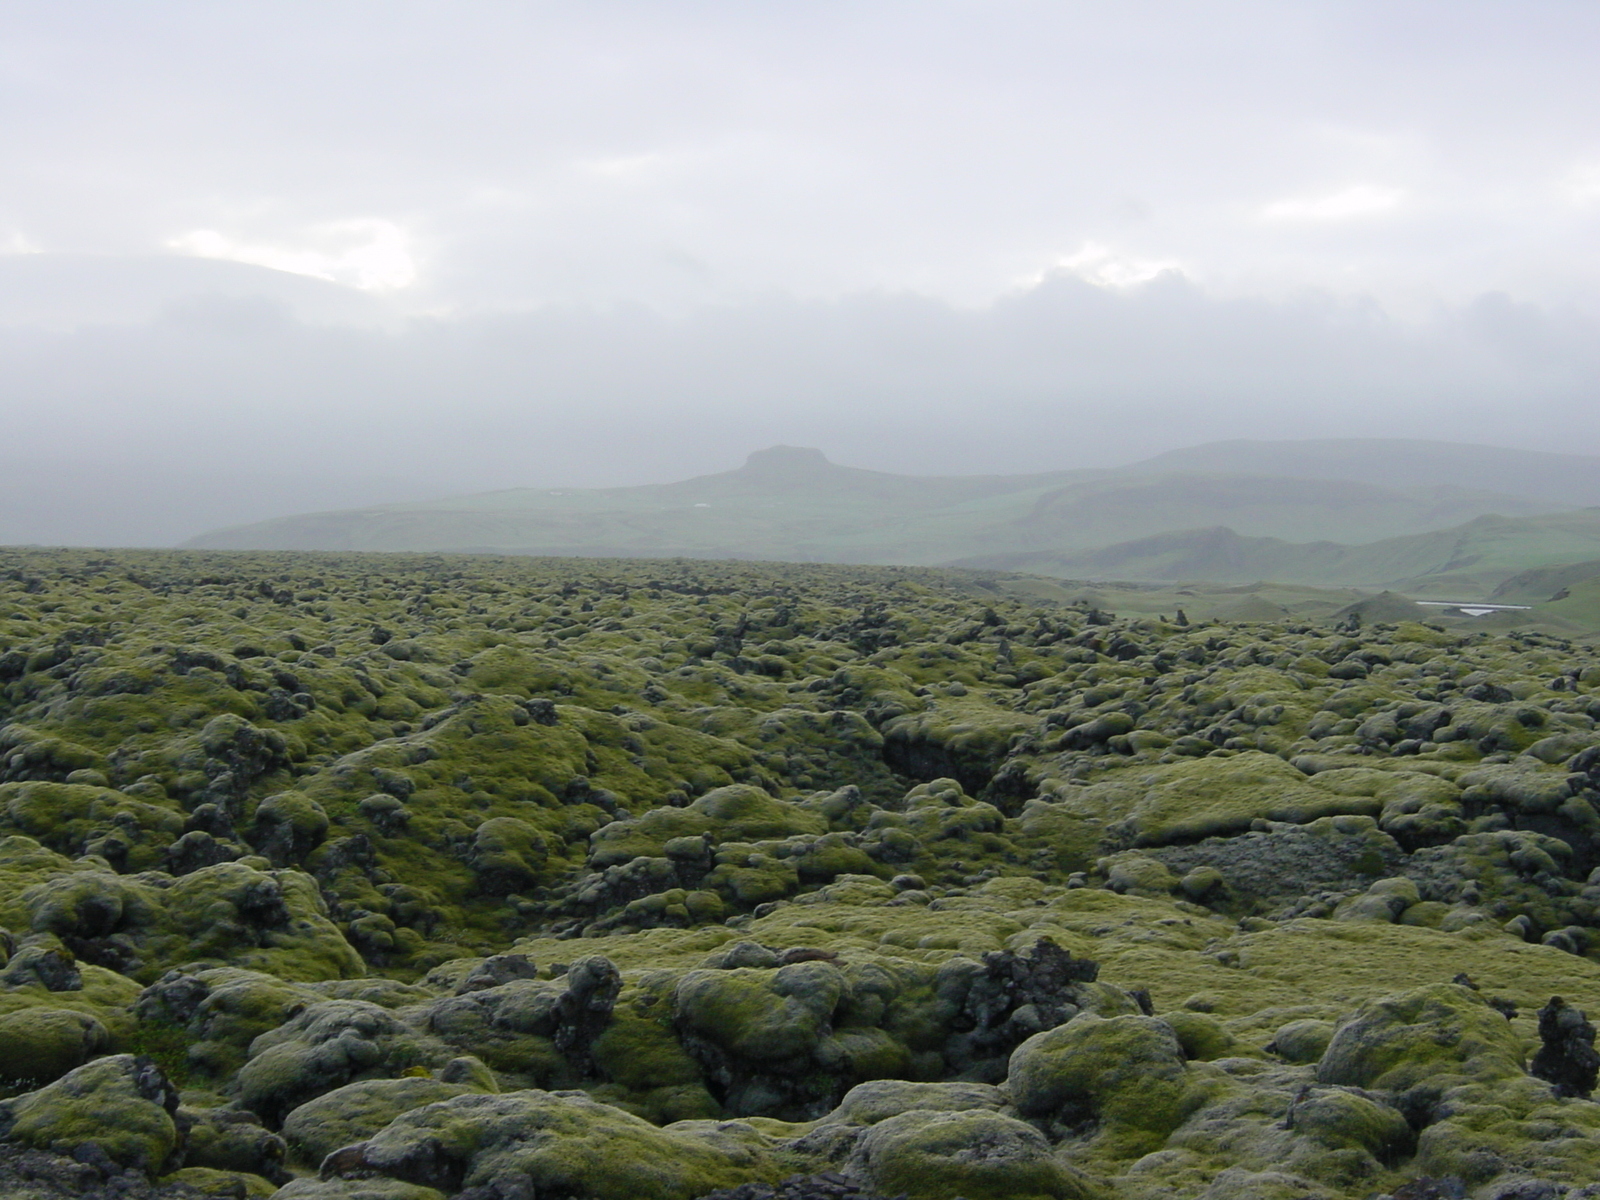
[2,262,1596,546]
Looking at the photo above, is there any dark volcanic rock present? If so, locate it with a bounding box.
[0,1141,205,1200]
[1531,995,1600,1099]
[693,1173,903,1200]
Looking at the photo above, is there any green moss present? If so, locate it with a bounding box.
[0,781,185,871]
[592,1004,705,1092]
[1009,1014,1201,1157]
[1290,1088,1411,1158]
[121,1017,193,1088]
[273,1180,447,1200]
[1063,753,1382,848]
[1268,1019,1335,1064]
[160,1167,278,1198]
[1161,1010,1250,1062]
[673,962,843,1063]
[280,1076,482,1166]
[1317,982,1526,1090]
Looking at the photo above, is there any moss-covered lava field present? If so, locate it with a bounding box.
[4,548,1600,1199]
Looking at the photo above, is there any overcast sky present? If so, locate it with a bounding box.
[3,1,1600,545]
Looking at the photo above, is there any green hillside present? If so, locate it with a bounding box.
[1533,575,1600,630]
[957,526,1351,583]
[963,510,1600,597]
[1490,558,1600,604]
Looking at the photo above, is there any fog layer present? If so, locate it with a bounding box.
[3,262,1596,547]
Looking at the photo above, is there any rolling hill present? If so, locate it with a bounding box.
[184,446,1091,561]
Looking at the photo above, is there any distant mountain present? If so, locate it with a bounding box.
[960,510,1600,595]
[183,439,1586,577]
[182,446,1090,560]
[997,472,1549,548]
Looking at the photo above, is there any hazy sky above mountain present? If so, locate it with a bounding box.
[3,1,1600,545]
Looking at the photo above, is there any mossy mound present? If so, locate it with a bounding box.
[328,1089,774,1199]
[1064,751,1383,847]
[1316,982,1526,1090]
[0,1053,179,1171]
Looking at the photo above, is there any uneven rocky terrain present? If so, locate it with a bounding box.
[3,548,1600,1198]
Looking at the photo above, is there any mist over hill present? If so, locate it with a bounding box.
[4,253,1600,550]
[182,437,1600,599]
[1125,438,1600,509]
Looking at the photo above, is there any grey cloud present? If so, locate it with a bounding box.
[3,3,1599,310]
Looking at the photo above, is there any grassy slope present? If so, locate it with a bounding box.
[1490,558,1600,604]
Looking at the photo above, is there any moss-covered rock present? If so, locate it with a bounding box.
[0,1006,109,1085]
[274,1180,447,1200]
[672,959,852,1117]
[847,1108,1104,1200]
[161,1165,278,1197]
[249,792,329,866]
[1162,1010,1249,1062]
[1267,1019,1336,1065]
[280,1074,486,1167]
[1316,982,1526,1090]
[1066,753,1381,848]
[829,1078,1005,1125]
[237,999,449,1124]
[6,548,1600,1198]
[0,1053,178,1171]
[325,1089,773,1199]
[179,1106,287,1181]
[1009,1014,1196,1156]
[136,965,327,1082]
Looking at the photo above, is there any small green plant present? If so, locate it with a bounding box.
[1352,849,1387,877]
[123,1020,193,1088]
